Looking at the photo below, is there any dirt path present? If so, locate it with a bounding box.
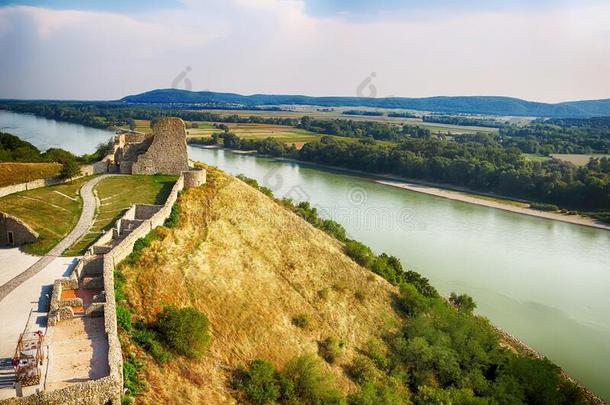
[0,175,116,303]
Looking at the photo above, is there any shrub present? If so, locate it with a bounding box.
[318,288,330,300]
[530,202,559,212]
[164,202,180,228]
[155,306,211,358]
[59,158,81,179]
[116,305,132,331]
[365,338,390,371]
[241,360,281,405]
[331,281,348,293]
[123,353,147,399]
[348,381,408,405]
[348,356,379,385]
[283,354,345,404]
[292,313,310,329]
[354,289,366,303]
[133,328,172,364]
[398,283,429,316]
[345,240,374,268]
[319,336,345,364]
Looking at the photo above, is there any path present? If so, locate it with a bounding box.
[0,175,114,303]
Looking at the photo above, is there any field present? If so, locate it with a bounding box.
[198,107,499,135]
[0,176,91,255]
[124,119,342,148]
[551,154,610,166]
[64,175,177,255]
[0,162,62,187]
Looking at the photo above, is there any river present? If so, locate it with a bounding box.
[2,111,609,400]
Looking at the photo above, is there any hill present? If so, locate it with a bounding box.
[120,89,610,118]
[115,166,600,404]
[117,167,401,403]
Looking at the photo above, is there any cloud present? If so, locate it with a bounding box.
[0,0,609,102]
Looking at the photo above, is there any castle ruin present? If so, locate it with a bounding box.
[104,117,190,175]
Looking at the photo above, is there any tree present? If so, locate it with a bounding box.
[59,158,81,179]
[449,292,477,314]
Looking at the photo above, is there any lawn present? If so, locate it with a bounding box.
[0,162,62,187]
[63,174,177,255]
[0,176,92,255]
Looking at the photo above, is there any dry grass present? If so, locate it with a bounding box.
[551,153,610,166]
[119,166,400,403]
[0,162,61,187]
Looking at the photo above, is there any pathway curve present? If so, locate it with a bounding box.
[0,175,115,303]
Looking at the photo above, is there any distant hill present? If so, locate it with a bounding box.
[120,89,610,118]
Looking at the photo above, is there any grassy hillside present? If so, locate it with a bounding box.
[117,166,400,403]
[116,166,598,404]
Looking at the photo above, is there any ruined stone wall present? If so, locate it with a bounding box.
[131,118,189,175]
[0,212,38,246]
[0,166,96,197]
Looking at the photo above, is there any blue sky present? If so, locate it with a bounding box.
[1,0,609,101]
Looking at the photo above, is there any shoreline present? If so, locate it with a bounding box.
[377,179,610,231]
[189,145,610,231]
[271,156,610,232]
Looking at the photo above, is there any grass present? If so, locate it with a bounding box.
[0,176,93,255]
[116,166,400,403]
[64,174,177,255]
[523,153,552,162]
[551,153,610,166]
[0,162,62,187]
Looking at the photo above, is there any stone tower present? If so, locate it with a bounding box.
[131,118,190,175]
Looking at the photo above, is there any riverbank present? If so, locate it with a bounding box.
[378,180,610,231]
[190,145,610,231]
[267,156,610,232]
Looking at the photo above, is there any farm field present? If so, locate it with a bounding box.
[0,176,92,255]
[64,174,177,255]
[0,162,62,187]
[551,154,610,166]
[197,107,499,135]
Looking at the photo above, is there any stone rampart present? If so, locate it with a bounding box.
[9,169,207,404]
[0,165,97,198]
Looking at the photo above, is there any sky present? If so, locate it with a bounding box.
[0,0,609,102]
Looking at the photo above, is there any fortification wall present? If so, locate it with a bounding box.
[0,212,38,246]
[22,171,204,404]
[0,164,96,198]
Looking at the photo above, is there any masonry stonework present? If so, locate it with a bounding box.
[0,212,38,246]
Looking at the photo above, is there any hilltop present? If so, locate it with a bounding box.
[117,166,401,403]
[119,89,610,118]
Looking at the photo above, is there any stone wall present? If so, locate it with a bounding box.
[0,212,38,246]
[131,118,189,175]
[0,165,95,198]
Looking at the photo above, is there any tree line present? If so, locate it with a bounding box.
[194,133,610,221]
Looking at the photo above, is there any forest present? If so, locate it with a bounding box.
[198,132,610,221]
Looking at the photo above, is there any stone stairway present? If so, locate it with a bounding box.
[0,358,15,390]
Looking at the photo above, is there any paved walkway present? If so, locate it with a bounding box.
[0,175,113,303]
